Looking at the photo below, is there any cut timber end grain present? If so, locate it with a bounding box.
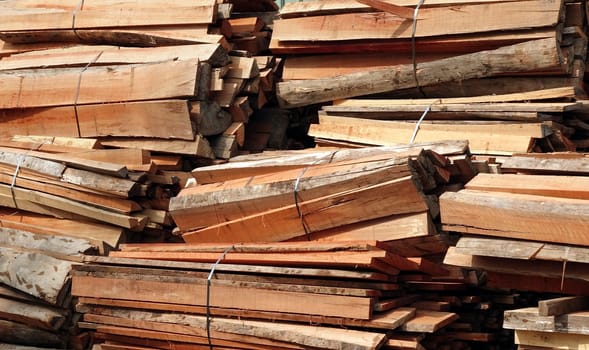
[276,38,561,108]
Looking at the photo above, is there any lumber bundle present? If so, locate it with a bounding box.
[169,141,474,243]
[0,0,289,160]
[71,241,463,350]
[271,0,589,155]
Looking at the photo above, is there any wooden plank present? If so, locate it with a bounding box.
[0,226,95,258]
[333,87,577,106]
[0,1,217,31]
[83,255,391,281]
[455,236,589,264]
[0,184,147,230]
[501,155,589,175]
[504,307,557,332]
[279,0,527,18]
[0,60,199,109]
[465,173,589,200]
[515,330,589,348]
[0,247,71,305]
[301,211,435,242]
[274,0,560,42]
[309,115,548,154]
[0,209,123,251]
[83,310,387,350]
[441,190,589,246]
[276,38,561,108]
[539,297,589,317]
[100,135,215,158]
[324,102,581,114]
[72,275,375,319]
[400,310,459,333]
[0,44,227,71]
[181,176,428,243]
[444,247,589,282]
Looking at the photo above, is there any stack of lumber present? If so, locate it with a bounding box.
[71,241,462,350]
[310,88,587,154]
[168,140,473,243]
[441,163,589,293]
[272,0,589,154]
[504,296,589,349]
[0,0,288,161]
[0,225,101,349]
[274,0,586,103]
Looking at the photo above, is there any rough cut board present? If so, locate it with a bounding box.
[332,87,577,105]
[0,100,194,140]
[455,236,589,264]
[78,298,414,330]
[81,309,387,350]
[309,115,548,154]
[0,44,227,71]
[99,136,214,158]
[465,173,589,200]
[515,330,589,348]
[441,190,589,245]
[501,155,589,175]
[0,0,217,31]
[273,0,560,41]
[279,0,529,18]
[72,275,375,320]
[0,60,199,109]
[444,247,589,283]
